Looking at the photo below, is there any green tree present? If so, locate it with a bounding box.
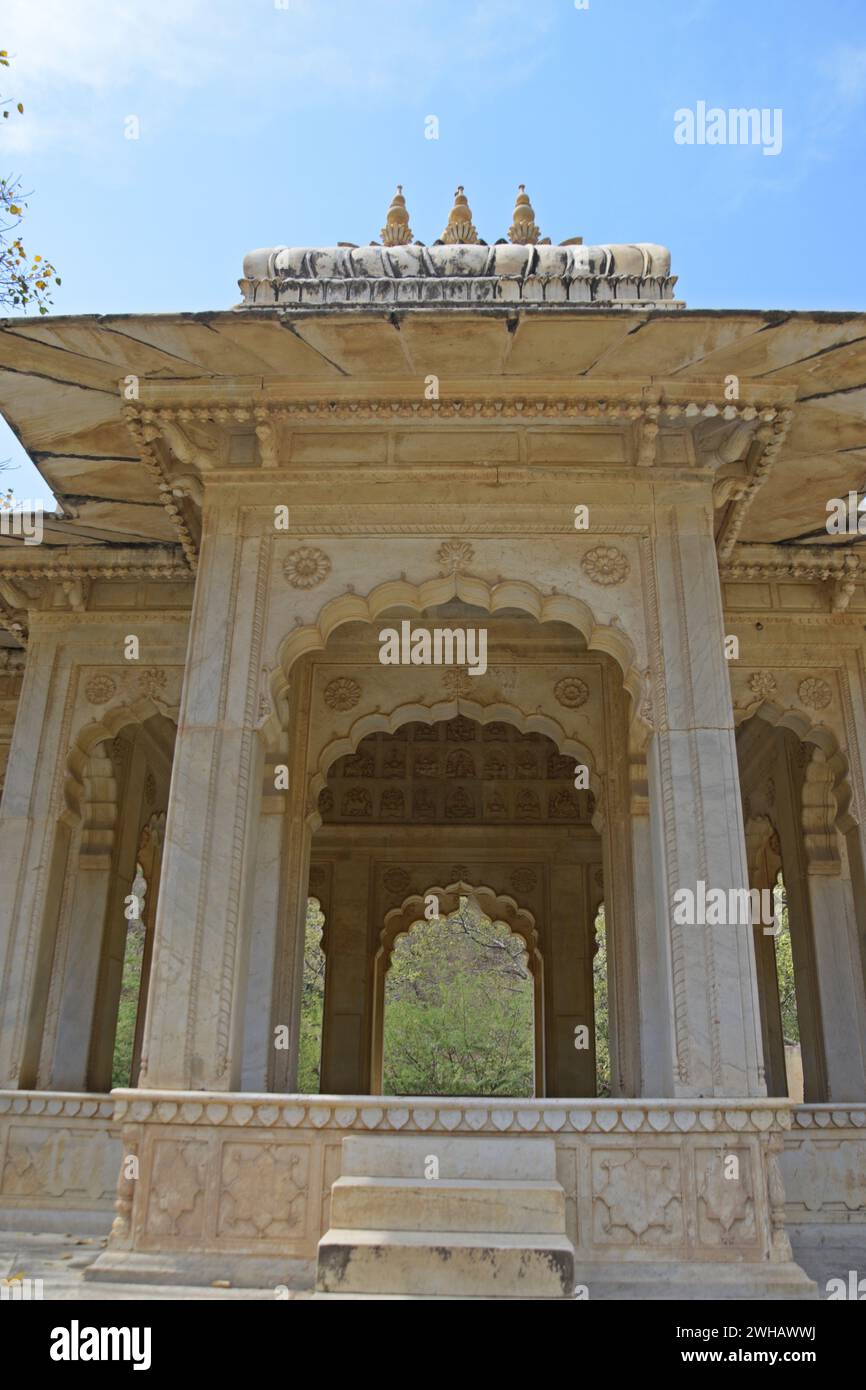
[593,904,611,1096]
[297,898,326,1092]
[1,49,60,313]
[382,898,534,1097]
[773,877,799,1044]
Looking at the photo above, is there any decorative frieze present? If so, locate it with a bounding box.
[108,1090,796,1137]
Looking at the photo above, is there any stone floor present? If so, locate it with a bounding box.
[0,1232,309,1300]
[2,1227,862,1301]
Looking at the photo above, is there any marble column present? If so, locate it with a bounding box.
[806,864,866,1100]
[239,782,285,1092]
[137,504,267,1091]
[630,793,675,1096]
[545,862,596,1097]
[0,632,76,1089]
[320,855,372,1095]
[646,493,765,1098]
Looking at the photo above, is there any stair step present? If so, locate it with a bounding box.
[330,1176,566,1234]
[317,1228,575,1298]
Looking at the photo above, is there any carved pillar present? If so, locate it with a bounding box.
[320,855,371,1095]
[240,778,286,1092]
[138,505,267,1091]
[49,743,144,1089]
[646,495,764,1098]
[806,863,866,1099]
[0,631,76,1088]
[270,669,315,1093]
[545,861,595,1097]
[628,758,674,1096]
[744,826,787,1098]
[771,737,827,1101]
[799,746,866,1099]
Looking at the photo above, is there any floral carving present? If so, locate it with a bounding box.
[437,539,474,573]
[139,668,167,698]
[696,1151,754,1242]
[581,545,630,586]
[324,677,361,711]
[442,668,473,698]
[283,546,331,589]
[594,1150,682,1244]
[84,673,117,705]
[748,671,777,700]
[380,789,405,818]
[554,676,589,709]
[383,867,410,895]
[798,677,832,711]
[510,868,537,894]
[445,788,473,819]
[219,1144,307,1238]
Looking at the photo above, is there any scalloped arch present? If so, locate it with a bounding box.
[267,571,644,746]
[63,696,178,826]
[381,881,540,971]
[735,700,856,831]
[370,879,545,1093]
[306,698,603,831]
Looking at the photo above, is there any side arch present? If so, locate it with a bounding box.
[735,698,855,832]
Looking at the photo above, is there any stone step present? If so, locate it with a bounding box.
[341,1134,557,1181]
[330,1176,566,1234]
[317,1228,575,1299]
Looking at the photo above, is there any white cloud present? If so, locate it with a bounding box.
[2,0,230,91]
[822,44,866,101]
[0,0,557,153]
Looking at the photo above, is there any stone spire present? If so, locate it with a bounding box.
[380,185,413,247]
[508,185,543,245]
[441,186,478,244]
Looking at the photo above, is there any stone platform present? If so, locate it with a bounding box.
[73,1091,819,1299]
[6,1090,865,1298]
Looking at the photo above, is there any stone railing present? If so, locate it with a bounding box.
[0,1091,120,1233]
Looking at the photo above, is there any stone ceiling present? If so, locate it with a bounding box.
[0,305,863,556]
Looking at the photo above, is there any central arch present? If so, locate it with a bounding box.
[252,583,645,1100]
[304,707,607,1099]
[374,882,543,1096]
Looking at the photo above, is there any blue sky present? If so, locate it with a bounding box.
[1,0,865,504]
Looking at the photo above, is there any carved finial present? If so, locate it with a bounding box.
[442,185,478,244]
[508,185,542,245]
[381,185,413,246]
